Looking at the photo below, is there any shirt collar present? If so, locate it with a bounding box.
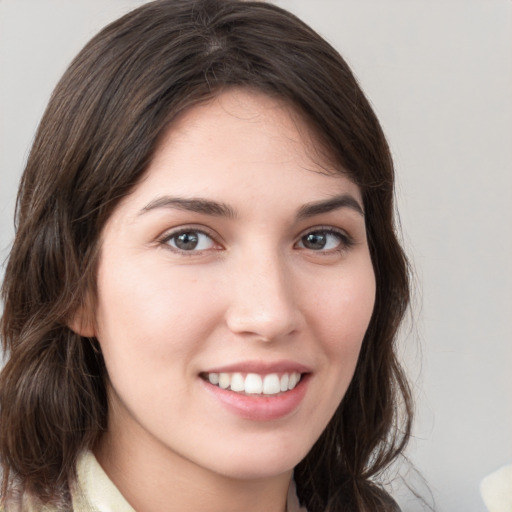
[72,451,308,512]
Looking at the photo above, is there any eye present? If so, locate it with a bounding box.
[163,230,216,252]
[296,229,350,252]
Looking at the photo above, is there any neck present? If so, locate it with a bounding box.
[94,424,292,512]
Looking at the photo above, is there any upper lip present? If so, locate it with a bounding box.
[202,360,312,375]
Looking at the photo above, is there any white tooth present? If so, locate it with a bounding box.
[280,373,289,392]
[208,373,219,385]
[219,373,230,389]
[288,372,300,390]
[230,372,245,392]
[244,373,263,394]
[263,374,281,395]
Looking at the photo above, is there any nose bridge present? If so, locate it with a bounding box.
[225,242,299,341]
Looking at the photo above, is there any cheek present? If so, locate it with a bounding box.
[305,263,376,358]
[294,264,375,444]
[94,256,223,370]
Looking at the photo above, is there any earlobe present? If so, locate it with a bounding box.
[67,304,96,338]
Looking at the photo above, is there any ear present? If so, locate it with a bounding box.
[67,300,96,338]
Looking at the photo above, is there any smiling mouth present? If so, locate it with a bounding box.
[200,371,304,396]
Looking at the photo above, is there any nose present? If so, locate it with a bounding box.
[225,249,302,342]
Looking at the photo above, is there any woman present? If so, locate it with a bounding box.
[0,0,412,510]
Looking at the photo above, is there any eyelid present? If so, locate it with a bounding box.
[295,225,355,251]
[155,224,355,256]
[157,225,223,253]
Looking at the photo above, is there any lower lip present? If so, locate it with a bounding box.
[201,375,310,421]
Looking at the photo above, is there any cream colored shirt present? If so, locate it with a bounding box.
[480,465,512,512]
[62,451,306,512]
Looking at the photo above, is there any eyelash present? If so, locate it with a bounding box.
[158,227,219,254]
[158,226,354,255]
[296,227,354,254]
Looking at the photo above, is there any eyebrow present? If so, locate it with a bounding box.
[140,197,237,218]
[296,194,364,219]
[139,193,364,219]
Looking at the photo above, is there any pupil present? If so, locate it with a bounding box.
[304,232,326,250]
[176,232,199,250]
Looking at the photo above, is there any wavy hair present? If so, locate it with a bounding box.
[0,1,412,510]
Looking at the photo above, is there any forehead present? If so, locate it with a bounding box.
[123,89,361,212]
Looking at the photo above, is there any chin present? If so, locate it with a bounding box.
[201,438,312,480]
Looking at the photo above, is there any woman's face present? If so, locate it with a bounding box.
[87,89,375,481]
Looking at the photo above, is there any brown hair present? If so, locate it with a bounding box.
[0,1,412,510]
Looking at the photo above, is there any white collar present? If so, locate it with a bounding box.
[72,451,307,512]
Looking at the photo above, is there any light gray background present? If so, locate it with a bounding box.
[1,1,511,511]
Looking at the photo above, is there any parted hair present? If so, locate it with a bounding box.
[0,1,412,510]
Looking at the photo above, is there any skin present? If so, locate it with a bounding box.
[75,89,376,512]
